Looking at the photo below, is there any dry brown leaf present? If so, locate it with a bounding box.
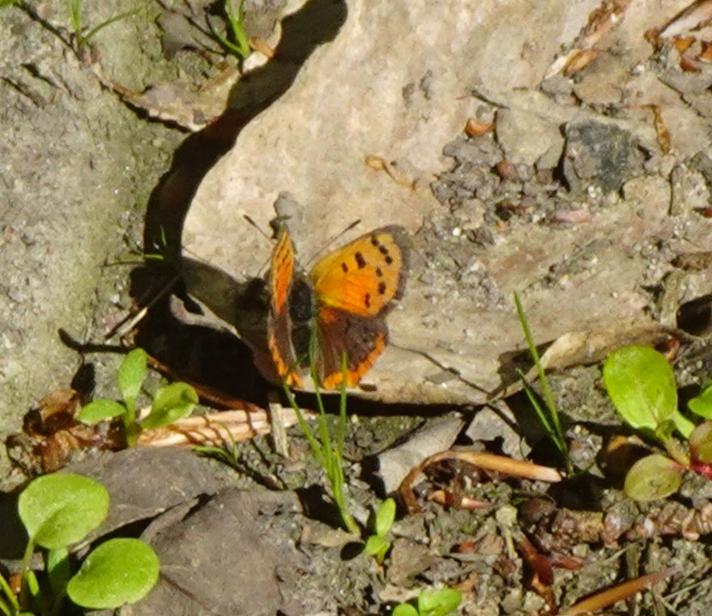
[398,449,562,513]
[645,104,671,153]
[137,408,302,448]
[363,154,416,189]
[659,0,712,39]
[464,117,494,137]
[672,35,696,53]
[563,48,599,76]
[699,40,712,61]
[544,0,631,79]
[538,322,680,372]
[559,567,679,616]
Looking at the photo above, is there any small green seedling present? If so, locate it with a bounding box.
[603,345,712,500]
[193,422,242,469]
[209,0,252,60]
[282,349,359,535]
[78,348,198,447]
[66,0,139,53]
[393,588,462,616]
[2,473,159,616]
[363,498,396,563]
[514,292,573,473]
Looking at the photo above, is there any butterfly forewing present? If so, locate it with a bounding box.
[309,226,409,317]
[269,231,296,314]
[266,230,303,386]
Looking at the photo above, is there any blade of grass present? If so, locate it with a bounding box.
[82,9,140,44]
[514,291,572,473]
[0,573,19,614]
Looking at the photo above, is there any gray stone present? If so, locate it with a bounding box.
[563,121,644,194]
[496,108,564,168]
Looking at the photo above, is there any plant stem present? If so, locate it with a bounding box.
[663,437,690,467]
[18,537,35,610]
[514,292,573,474]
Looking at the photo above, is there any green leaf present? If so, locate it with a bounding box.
[624,454,682,501]
[671,410,695,439]
[689,421,712,464]
[688,383,712,419]
[140,382,198,429]
[67,538,159,609]
[364,535,389,562]
[18,474,109,549]
[375,497,396,537]
[118,348,148,408]
[603,346,677,432]
[393,604,419,616]
[418,588,462,616]
[77,399,126,424]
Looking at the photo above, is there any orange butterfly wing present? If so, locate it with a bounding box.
[266,230,303,387]
[310,225,409,317]
[309,226,410,388]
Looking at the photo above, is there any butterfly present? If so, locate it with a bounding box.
[265,225,410,389]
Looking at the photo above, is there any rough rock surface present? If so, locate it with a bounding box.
[182,0,712,405]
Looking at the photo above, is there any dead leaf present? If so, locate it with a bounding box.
[464,117,494,137]
[659,0,712,39]
[137,408,302,448]
[544,0,631,79]
[563,48,599,76]
[559,567,679,616]
[645,104,671,154]
[364,154,416,189]
[398,449,561,513]
[538,322,681,372]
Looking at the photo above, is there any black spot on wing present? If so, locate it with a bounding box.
[355,252,366,269]
[378,281,386,295]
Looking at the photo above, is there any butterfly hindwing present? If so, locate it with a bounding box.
[316,306,388,389]
[310,225,409,318]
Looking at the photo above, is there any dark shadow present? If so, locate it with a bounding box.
[295,484,344,528]
[132,0,348,406]
[677,293,712,336]
[0,492,26,559]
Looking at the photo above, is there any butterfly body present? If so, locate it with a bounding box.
[266,225,410,389]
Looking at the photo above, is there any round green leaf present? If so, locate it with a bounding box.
[603,346,677,432]
[118,348,148,407]
[19,474,109,549]
[67,538,159,609]
[393,605,419,616]
[140,382,198,429]
[78,399,126,424]
[624,454,682,502]
[688,384,712,419]
[364,535,389,561]
[690,421,712,464]
[418,588,462,616]
[375,497,396,538]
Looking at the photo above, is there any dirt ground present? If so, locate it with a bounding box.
[2,1,712,615]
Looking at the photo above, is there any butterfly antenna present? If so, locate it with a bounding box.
[243,214,274,241]
[304,218,362,266]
